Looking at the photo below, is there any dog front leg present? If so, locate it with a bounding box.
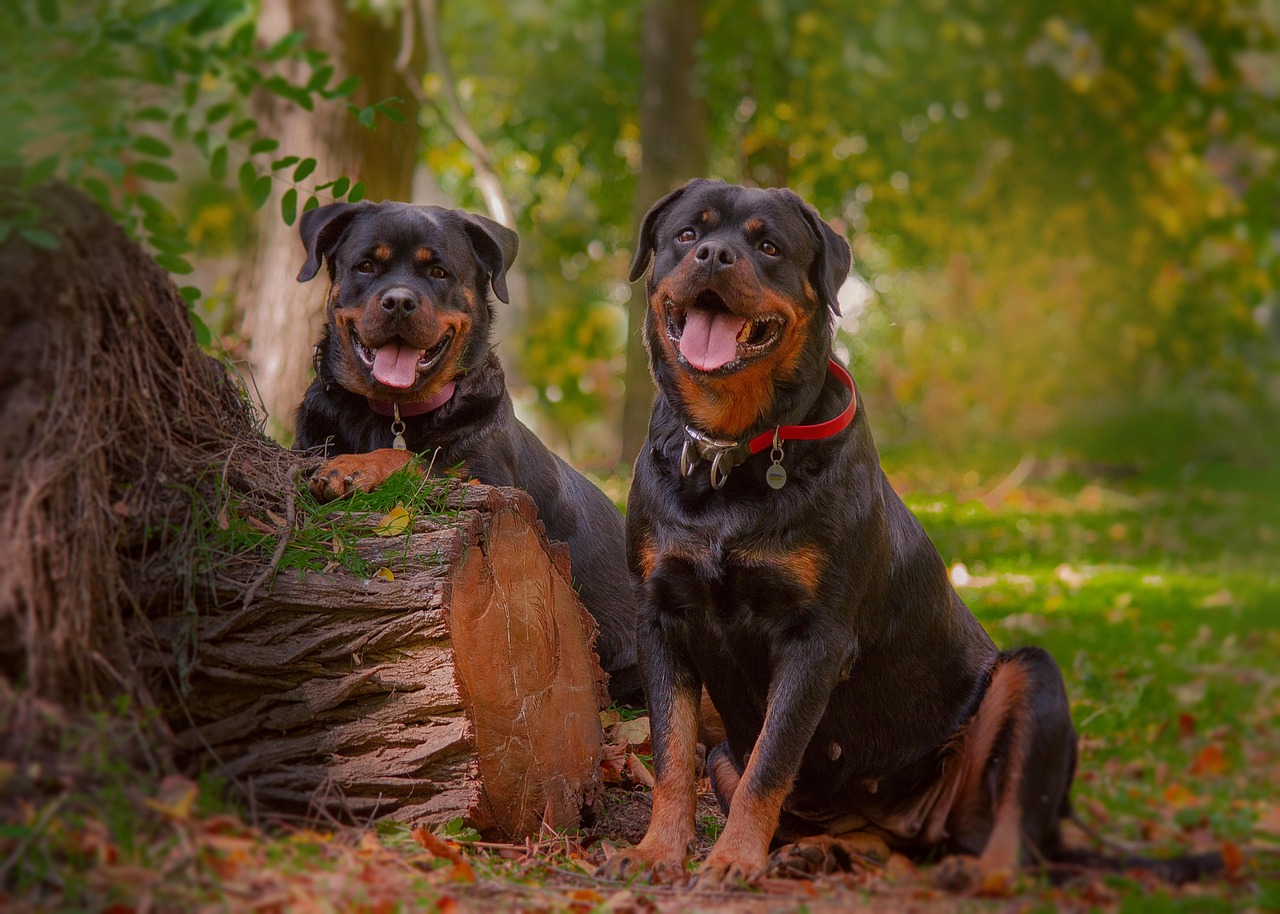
[597,611,701,883]
[696,635,847,886]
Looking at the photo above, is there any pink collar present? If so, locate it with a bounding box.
[367,380,457,417]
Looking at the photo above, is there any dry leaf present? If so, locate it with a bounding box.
[1190,744,1229,777]
[374,567,395,582]
[1221,839,1245,878]
[626,752,655,788]
[143,775,198,821]
[373,504,412,537]
[610,717,651,747]
[1163,783,1198,808]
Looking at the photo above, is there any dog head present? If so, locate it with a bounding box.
[297,201,518,404]
[630,179,851,439]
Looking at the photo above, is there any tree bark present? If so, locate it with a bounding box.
[620,0,709,465]
[240,0,423,442]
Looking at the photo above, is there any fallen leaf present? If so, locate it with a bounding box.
[1221,840,1245,879]
[1177,712,1197,741]
[1198,589,1233,608]
[1163,784,1199,808]
[374,567,395,582]
[373,504,412,537]
[626,752,655,788]
[144,775,198,821]
[1190,744,1229,777]
[610,717,651,748]
[1255,803,1280,837]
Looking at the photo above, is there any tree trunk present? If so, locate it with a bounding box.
[138,483,607,835]
[240,0,423,442]
[620,0,709,464]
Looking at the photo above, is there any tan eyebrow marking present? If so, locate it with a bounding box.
[374,244,392,261]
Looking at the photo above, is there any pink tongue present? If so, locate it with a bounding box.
[679,306,746,371]
[372,340,420,389]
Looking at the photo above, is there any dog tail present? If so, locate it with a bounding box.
[1048,846,1223,884]
[1044,811,1223,884]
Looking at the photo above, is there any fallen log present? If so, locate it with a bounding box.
[138,481,608,835]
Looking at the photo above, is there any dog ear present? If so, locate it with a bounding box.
[795,198,852,316]
[629,178,719,283]
[461,213,519,304]
[296,202,364,282]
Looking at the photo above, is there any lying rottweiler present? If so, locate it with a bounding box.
[292,201,639,702]
[599,179,1219,887]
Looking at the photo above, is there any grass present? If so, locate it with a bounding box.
[2,450,1277,911]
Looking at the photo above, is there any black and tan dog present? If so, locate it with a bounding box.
[292,201,639,701]
[599,179,1215,887]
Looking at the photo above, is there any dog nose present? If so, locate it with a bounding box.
[380,288,418,316]
[695,240,736,272]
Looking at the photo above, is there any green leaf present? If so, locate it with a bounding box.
[21,155,59,189]
[263,76,313,111]
[292,158,317,182]
[132,136,172,158]
[210,146,228,182]
[82,177,112,209]
[133,161,178,183]
[205,102,232,125]
[374,97,406,123]
[265,29,305,61]
[228,118,256,140]
[307,65,334,92]
[325,75,360,99]
[303,195,320,213]
[179,286,202,302]
[238,161,258,197]
[155,253,194,275]
[331,177,350,198]
[249,138,279,155]
[189,310,212,348]
[347,181,366,203]
[271,155,300,171]
[36,0,58,25]
[281,188,298,225]
[134,194,169,219]
[248,176,272,211]
[356,106,375,129]
[19,227,58,250]
[149,234,194,254]
[183,80,198,108]
[135,106,169,122]
[192,129,210,157]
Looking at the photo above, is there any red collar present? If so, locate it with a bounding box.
[367,380,457,417]
[679,359,857,488]
[746,358,856,455]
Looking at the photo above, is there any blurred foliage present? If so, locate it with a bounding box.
[421,0,1279,462]
[0,0,394,343]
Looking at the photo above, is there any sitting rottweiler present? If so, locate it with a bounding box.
[293,201,639,702]
[599,180,1217,887]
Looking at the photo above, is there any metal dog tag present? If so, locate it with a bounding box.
[766,463,787,489]
[391,404,407,451]
[766,430,786,489]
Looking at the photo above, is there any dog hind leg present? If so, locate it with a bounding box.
[936,646,1076,888]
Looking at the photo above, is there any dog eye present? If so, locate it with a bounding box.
[759,240,780,256]
[677,228,696,243]
[355,260,374,274]
[429,266,449,280]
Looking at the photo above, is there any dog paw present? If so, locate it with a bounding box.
[691,850,767,888]
[310,449,415,502]
[596,847,686,884]
[934,854,1016,895]
[770,833,890,877]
